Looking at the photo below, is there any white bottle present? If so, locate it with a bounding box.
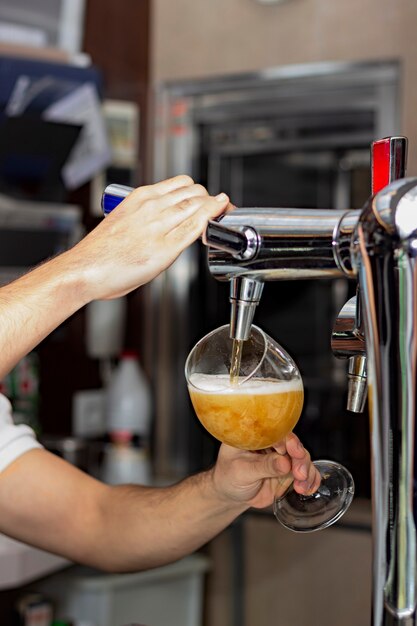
[106,350,152,438]
[101,431,152,485]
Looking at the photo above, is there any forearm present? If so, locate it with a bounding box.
[0,440,319,571]
[96,473,248,572]
[0,178,230,377]
[0,450,248,573]
[0,251,89,377]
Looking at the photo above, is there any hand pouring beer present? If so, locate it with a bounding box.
[185,325,354,532]
[100,184,354,531]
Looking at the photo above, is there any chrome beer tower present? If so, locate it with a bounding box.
[206,136,416,626]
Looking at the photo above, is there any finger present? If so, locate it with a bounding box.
[291,446,312,482]
[248,450,292,481]
[310,466,322,492]
[128,175,194,203]
[270,440,287,455]
[154,195,212,233]
[285,432,307,460]
[165,193,230,247]
[130,185,209,231]
[154,185,208,214]
[156,183,208,212]
[294,463,321,495]
[191,192,231,221]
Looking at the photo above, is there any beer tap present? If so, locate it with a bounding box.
[102,137,416,624]
[206,205,361,339]
[331,136,408,413]
[202,220,262,341]
[203,144,417,626]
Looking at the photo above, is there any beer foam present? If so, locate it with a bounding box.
[188,373,303,395]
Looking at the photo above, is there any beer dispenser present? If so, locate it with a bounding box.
[102,136,415,626]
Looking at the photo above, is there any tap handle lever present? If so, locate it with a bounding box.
[203,220,259,260]
[371,136,408,195]
[102,183,133,215]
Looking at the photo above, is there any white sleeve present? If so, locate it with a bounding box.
[0,394,43,472]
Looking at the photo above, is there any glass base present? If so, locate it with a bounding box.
[273,460,355,533]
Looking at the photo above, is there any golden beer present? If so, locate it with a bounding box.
[188,374,304,450]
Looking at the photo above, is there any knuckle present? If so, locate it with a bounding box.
[174,174,194,186]
[141,198,155,212]
[302,449,311,464]
[177,197,197,211]
[266,455,276,474]
[131,186,151,202]
[192,183,208,196]
[273,453,289,475]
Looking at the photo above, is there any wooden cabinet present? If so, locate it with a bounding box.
[205,501,372,626]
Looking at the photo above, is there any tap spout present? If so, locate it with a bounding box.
[331,293,368,413]
[347,355,367,414]
[229,277,264,340]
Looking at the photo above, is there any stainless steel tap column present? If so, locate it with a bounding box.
[332,136,408,414]
[351,178,417,626]
[205,176,417,626]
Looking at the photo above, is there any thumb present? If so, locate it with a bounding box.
[248,450,292,482]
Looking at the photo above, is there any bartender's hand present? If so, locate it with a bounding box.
[0,433,320,573]
[70,175,231,300]
[211,432,321,509]
[0,175,231,378]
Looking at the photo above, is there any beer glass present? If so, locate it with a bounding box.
[185,325,354,532]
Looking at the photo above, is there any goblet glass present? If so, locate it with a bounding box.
[185,324,354,532]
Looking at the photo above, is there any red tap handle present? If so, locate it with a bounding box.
[371,136,408,194]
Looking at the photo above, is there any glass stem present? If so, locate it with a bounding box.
[274,474,294,501]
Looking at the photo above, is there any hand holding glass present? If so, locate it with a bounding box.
[185,325,354,532]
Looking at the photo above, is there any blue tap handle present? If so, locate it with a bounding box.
[101,184,134,216]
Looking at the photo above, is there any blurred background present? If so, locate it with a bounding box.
[0,0,415,624]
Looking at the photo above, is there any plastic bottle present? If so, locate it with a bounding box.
[106,350,152,438]
[101,430,151,485]
[103,351,152,485]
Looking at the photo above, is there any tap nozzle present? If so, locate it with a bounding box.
[331,294,367,413]
[347,355,367,413]
[229,277,264,340]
